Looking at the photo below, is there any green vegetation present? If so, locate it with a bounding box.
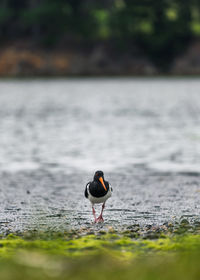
[0,225,200,280]
[1,0,200,68]
[1,231,200,259]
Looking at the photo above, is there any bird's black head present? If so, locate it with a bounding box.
[94,170,104,181]
[93,170,107,191]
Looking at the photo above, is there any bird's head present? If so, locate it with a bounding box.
[94,170,107,191]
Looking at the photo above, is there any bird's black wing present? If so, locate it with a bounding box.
[84,182,90,198]
[105,181,109,190]
[106,181,113,192]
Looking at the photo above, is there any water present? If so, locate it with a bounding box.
[0,78,200,233]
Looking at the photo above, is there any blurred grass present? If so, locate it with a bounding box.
[0,232,200,280]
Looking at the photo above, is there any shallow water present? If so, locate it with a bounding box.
[0,78,200,233]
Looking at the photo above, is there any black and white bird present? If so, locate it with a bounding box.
[84,170,112,223]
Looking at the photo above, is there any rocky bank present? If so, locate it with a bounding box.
[0,40,200,76]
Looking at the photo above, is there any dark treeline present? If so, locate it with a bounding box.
[1,0,200,68]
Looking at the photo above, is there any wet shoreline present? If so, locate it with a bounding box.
[0,167,200,235]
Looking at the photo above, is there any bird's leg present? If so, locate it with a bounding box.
[97,203,105,222]
[92,206,97,223]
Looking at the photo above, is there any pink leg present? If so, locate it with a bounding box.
[97,203,105,222]
[92,206,97,223]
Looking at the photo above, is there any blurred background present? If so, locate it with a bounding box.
[0,0,200,233]
[1,0,200,76]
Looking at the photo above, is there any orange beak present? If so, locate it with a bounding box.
[99,177,107,191]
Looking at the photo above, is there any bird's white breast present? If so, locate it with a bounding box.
[87,186,112,205]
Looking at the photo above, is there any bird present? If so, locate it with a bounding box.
[84,170,112,223]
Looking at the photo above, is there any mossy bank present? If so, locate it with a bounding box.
[0,223,200,280]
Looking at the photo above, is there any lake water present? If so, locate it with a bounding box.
[0,78,200,234]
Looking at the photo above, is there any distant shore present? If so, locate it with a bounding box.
[1,40,200,77]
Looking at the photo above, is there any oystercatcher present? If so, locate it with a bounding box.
[85,170,112,223]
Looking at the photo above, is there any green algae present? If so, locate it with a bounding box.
[1,231,200,260]
[0,231,200,280]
